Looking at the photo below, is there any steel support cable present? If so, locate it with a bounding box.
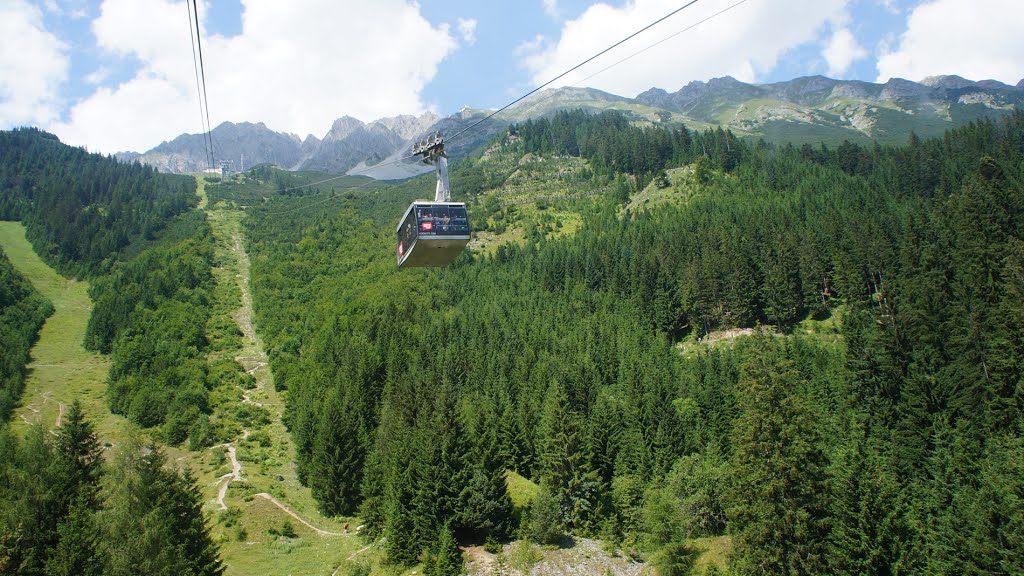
[447,0,701,145]
[508,0,752,122]
[186,1,212,170]
[192,0,216,171]
[261,0,704,200]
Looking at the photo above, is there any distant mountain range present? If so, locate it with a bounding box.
[116,112,441,179]
[118,74,1023,179]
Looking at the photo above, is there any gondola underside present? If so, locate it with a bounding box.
[398,236,470,268]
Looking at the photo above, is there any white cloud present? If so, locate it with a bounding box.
[457,17,477,46]
[50,0,460,153]
[42,0,88,18]
[515,34,550,57]
[876,0,1024,84]
[84,67,111,86]
[877,0,900,14]
[519,0,850,97]
[543,0,560,19]
[0,0,68,127]
[823,27,867,77]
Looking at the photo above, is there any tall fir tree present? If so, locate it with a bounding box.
[828,423,914,575]
[962,436,1024,575]
[42,496,104,576]
[422,523,463,576]
[310,387,365,517]
[103,442,223,576]
[727,335,830,575]
[537,381,599,531]
[52,401,104,507]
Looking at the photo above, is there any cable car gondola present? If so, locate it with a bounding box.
[397,133,470,268]
[396,201,470,267]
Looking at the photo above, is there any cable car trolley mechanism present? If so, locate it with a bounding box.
[396,132,470,268]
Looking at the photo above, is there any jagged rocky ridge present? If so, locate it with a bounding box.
[121,74,1023,178]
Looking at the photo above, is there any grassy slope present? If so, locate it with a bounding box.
[468,150,597,255]
[197,183,367,576]
[0,221,135,447]
[1,188,366,575]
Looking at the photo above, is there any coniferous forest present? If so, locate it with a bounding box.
[237,110,1024,574]
[0,249,52,423]
[0,106,1022,575]
[0,129,223,575]
[0,402,223,576]
[0,128,196,278]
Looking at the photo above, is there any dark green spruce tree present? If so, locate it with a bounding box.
[422,523,463,576]
[42,496,103,576]
[459,394,513,539]
[828,422,914,575]
[727,335,830,575]
[310,387,365,517]
[537,381,599,531]
[103,442,223,576]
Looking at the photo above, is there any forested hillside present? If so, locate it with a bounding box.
[0,404,223,576]
[0,128,196,277]
[0,128,240,443]
[84,213,221,442]
[0,249,52,423]
[0,128,225,574]
[1,109,1022,574]
[232,110,1024,574]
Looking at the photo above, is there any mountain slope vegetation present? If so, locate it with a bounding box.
[219,109,1024,573]
[0,129,226,573]
[0,128,197,278]
[1,98,1022,575]
[0,247,52,424]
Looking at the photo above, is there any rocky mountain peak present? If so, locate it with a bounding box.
[975,79,1013,90]
[372,112,440,140]
[763,75,839,105]
[299,134,321,159]
[921,74,974,90]
[637,87,669,99]
[693,76,763,99]
[706,75,745,88]
[880,77,933,100]
[827,81,877,100]
[324,116,365,141]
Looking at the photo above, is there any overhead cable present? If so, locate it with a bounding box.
[447,0,702,144]
[510,0,752,121]
[186,0,212,169]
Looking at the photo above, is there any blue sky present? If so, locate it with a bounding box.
[1,0,1021,153]
[416,0,912,110]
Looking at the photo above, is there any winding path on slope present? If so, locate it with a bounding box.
[253,493,342,536]
[214,442,244,510]
[198,181,364,576]
[204,201,349,540]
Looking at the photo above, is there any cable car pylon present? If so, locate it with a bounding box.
[413,131,452,202]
